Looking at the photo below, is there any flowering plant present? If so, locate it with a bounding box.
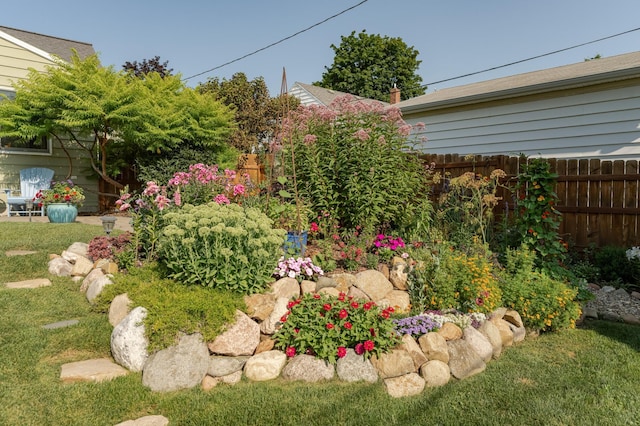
[373,234,406,262]
[35,180,85,206]
[274,292,400,364]
[274,256,324,282]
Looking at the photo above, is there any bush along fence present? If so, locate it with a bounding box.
[421,154,640,249]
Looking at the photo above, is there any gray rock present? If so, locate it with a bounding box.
[208,356,249,377]
[260,297,289,335]
[463,325,493,363]
[208,310,260,356]
[142,333,210,392]
[354,270,393,302]
[336,349,378,383]
[86,274,113,303]
[244,350,287,381]
[109,293,132,327]
[281,354,335,382]
[477,320,503,359]
[371,348,416,379]
[447,339,486,380]
[420,359,451,387]
[111,307,149,372]
[48,257,72,277]
[65,242,89,258]
[418,332,449,363]
[383,373,425,398]
[315,275,338,291]
[80,268,104,292]
[42,319,79,329]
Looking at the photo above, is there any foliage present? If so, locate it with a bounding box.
[122,55,173,78]
[317,30,425,102]
[86,233,132,261]
[94,265,243,352]
[274,256,324,282]
[593,245,640,286]
[199,72,300,153]
[34,180,85,206]
[158,203,285,293]
[498,246,582,331]
[513,157,567,275]
[263,176,310,232]
[408,244,502,314]
[435,168,507,247]
[274,292,400,364]
[0,52,235,191]
[279,95,429,235]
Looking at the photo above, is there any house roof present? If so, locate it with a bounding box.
[399,51,640,113]
[0,26,95,62]
[290,82,388,106]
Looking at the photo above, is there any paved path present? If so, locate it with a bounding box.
[0,214,133,232]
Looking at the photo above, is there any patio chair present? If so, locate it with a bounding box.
[6,167,54,217]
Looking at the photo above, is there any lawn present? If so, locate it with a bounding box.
[0,222,639,426]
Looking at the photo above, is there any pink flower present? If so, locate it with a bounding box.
[354,343,364,355]
[303,134,317,144]
[214,194,230,205]
[154,195,170,210]
[337,347,347,358]
[285,346,296,357]
[142,181,160,196]
[310,222,319,233]
[233,184,245,196]
[364,340,375,351]
[173,190,182,206]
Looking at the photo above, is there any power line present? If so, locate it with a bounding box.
[184,0,369,82]
[424,26,640,87]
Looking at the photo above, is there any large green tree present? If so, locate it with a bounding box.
[198,72,299,154]
[317,30,425,102]
[0,52,235,190]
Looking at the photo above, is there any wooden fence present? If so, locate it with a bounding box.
[421,154,640,248]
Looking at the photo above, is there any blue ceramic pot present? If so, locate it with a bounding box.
[284,230,308,256]
[46,203,78,223]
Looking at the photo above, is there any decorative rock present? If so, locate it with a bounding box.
[336,349,378,383]
[201,370,243,390]
[612,288,629,299]
[142,333,210,392]
[244,350,287,381]
[354,270,393,302]
[437,322,463,341]
[318,287,341,297]
[269,277,300,300]
[255,338,275,354]
[48,257,72,276]
[420,360,450,387]
[508,323,526,343]
[60,358,128,383]
[208,356,249,377]
[109,293,132,327]
[389,261,409,290]
[315,276,337,291]
[86,274,113,303]
[5,278,51,289]
[631,291,640,301]
[377,263,390,279]
[243,293,276,321]
[329,273,356,293]
[583,306,598,319]
[477,320,503,359]
[281,354,335,382]
[61,249,82,264]
[114,415,169,426]
[111,307,149,372]
[418,332,449,363]
[447,339,486,380]
[300,280,316,294]
[371,348,415,379]
[260,297,289,335]
[378,290,411,313]
[621,314,640,325]
[80,268,105,292]
[489,307,507,320]
[463,325,493,363]
[208,310,260,356]
[101,261,119,275]
[347,285,370,301]
[503,309,524,328]
[400,334,428,369]
[42,319,79,329]
[4,250,37,256]
[384,373,425,398]
[490,318,514,347]
[70,255,94,276]
[65,242,89,258]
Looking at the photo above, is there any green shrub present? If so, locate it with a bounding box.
[498,246,581,331]
[593,245,640,286]
[95,265,243,351]
[274,292,399,364]
[158,202,285,293]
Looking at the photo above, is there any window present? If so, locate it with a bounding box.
[0,89,52,154]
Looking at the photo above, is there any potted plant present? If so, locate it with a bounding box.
[265,176,310,255]
[34,179,85,223]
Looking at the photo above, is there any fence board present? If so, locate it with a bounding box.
[575,159,590,247]
[587,159,601,246]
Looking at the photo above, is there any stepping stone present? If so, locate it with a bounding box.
[42,319,79,330]
[114,415,169,426]
[5,278,52,289]
[60,358,129,383]
[5,250,37,256]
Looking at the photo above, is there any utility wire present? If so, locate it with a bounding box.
[184,0,369,82]
[424,26,640,87]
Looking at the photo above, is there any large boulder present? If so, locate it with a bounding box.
[463,325,494,363]
[111,307,149,372]
[268,277,300,300]
[207,310,260,356]
[281,354,335,382]
[108,293,132,327]
[477,320,503,359]
[400,334,428,370]
[336,349,378,383]
[418,332,449,363]
[208,356,249,377]
[383,373,425,398]
[420,359,451,387]
[260,297,289,335]
[243,350,287,382]
[447,339,486,380]
[354,270,393,302]
[142,333,210,392]
[48,257,72,277]
[371,348,415,379]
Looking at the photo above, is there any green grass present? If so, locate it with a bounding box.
[1,222,639,425]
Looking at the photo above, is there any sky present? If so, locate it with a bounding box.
[3,0,640,96]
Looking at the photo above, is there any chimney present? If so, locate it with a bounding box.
[390,85,400,104]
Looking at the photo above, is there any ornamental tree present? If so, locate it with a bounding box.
[0,51,235,190]
[317,30,425,102]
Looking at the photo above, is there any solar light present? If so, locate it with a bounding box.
[100,216,117,235]
[25,199,34,222]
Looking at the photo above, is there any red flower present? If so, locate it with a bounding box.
[381,310,390,319]
[313,294,321,299]
[310,222,319,232]
[337,293,346,301]
[285,346,296,357]
[350,301,359,309]
[364,340,375,351]
[387,306,395,313]
[280,315,288,322]
[326,323,335,330]
[338,309,348,319]
[354,343,364,355]
[337,346,347,358]
[363,302,373,310]
[369,328,376,337]
[323,303,332,311]
[294,328,300,333]
[344,322,352,330]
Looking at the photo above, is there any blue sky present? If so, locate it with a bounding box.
[4,0,640,96]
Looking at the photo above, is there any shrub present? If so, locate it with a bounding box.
[278,95,429,235]
[158,202,285,293]
[408,245,502,314]
[274,292,400,364]
[87,233,132,261]
[594,245,640,286]
[498,246,581,331]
